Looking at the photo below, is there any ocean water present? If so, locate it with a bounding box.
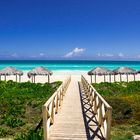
[0,60,140,71]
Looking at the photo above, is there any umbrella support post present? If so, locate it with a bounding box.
[120,74,122,82]
[114,75,116,82]
[16,75,17,82]
[34,76,35,83]
[104,75,106,82]
[31,76,33,83]
[19,76,21,83]
[48,75,50,83]
[95,74,96,83]
[109,75,111,83]
[134,74,136,81]
[90,75,92,84]
[126,74,128,82]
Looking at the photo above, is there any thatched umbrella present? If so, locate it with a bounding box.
[136,70,140,81]
[0,71,1,81]
[108,71,114,83]
[16,70,24,82]
[0,66,23,82]
[27,66,53,83]
[112,67,136,82]
[88,67,111,83]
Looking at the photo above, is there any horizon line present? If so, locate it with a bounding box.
[0,59,140,62]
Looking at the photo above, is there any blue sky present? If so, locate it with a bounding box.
[0,0,140,60]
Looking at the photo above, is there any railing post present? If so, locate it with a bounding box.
[58,90,61,107]
[106,108,112,140]
[55,94,59,113]
[51,99,55,124]
[42,76,71,140]
[42,106,49,140]
[61,88,63,101]
[81,75,112,140]
[98,101,103,126]
[94,94,97,114]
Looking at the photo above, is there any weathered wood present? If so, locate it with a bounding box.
[120,74,122,82]
[126,74,129,82]
[19,75,21,83]
[104,74,106,82]
[49,78,102,140]
[114,74,116,82]
[42,106,49,140]
[134,74,136,81]
[106,108,112,140]
[81,75,112,140]
[43,75,111,140]
[109,74,111,83]
[16,74,18,82]
[42,76,71,140]
[95,74,97,83]
[48,75,50,83]
[90,75,92,84]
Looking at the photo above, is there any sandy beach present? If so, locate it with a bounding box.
[0,70,139,83]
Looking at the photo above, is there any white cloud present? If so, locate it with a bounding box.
[64,47,85,58]
[11,53,18,57]
[118,52,124,57]
[104,53,114,57]
[30,55,37,58]
[30,53,47,58]
[96,53,114,57]
[96,53,101,57]
[39,53,45,57]
[136,55,140,58]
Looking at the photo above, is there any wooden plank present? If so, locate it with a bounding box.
[49,77,101,140]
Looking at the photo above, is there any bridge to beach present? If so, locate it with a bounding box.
[42,76,112,140]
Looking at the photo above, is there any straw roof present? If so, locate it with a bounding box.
[112,67,136,74]
[16,70,24,76]
[0,66,23,76]
[88,67,111,75]
[137,70,140,73]
[27,66,53,78]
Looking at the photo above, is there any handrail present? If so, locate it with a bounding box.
[42,76,71,140]
[81,75,112,140]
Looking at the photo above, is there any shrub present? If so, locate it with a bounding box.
[0,80,62,138]
[106,97,132,124]
[93,81,140,139]
[15,129,43,140]
[0,127,8,137]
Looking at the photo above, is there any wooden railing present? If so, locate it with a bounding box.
[81,75,112,140]
[42,76,71,140]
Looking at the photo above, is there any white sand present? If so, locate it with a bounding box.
[0,70,139,83]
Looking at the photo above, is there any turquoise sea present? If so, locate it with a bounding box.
[0,60,140,71]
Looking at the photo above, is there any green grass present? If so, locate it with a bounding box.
[0,80,62,139]
[111,124,140,140]
[92,81,140,140]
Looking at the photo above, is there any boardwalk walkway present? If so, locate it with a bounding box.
[49,77,104,140]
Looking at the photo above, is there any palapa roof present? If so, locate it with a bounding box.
[27,66,53,78]
[88,67,111,75]
[0,66,23,76]
[137,70,140,73]
[112,67,136,74]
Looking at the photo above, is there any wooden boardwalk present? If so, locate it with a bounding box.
[49,77,104,140]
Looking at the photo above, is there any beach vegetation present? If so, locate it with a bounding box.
[0,80,62,139]
[93,81,140,140]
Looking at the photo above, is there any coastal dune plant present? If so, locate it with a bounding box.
[0,80,62,139]
[93,81,140,140]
